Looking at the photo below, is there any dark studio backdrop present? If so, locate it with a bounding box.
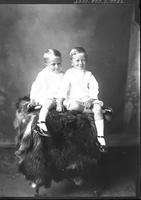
[0,2,140,146]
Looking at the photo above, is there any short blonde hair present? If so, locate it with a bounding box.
[43,49,62,63]
[69,47,88,60]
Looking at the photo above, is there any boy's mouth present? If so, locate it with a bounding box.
[77,65,85,69]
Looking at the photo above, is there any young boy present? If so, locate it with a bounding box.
[16,49,64,156]
[58,47,106,147]
[30,49,64,133]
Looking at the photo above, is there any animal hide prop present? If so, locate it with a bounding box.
[14,96,112,194]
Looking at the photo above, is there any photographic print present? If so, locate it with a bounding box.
[0,0,140,198]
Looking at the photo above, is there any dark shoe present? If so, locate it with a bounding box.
[99,145,108,153]
[35,123,51,137]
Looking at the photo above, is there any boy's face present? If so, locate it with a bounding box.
[47,56,62,73]
[71,53,87,70]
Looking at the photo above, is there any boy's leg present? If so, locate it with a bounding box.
[37,99,55,132]
[92,102,106,146]
[65,100,85,112]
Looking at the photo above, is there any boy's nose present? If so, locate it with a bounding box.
[55,64,59,68]
[54,64,61,70]
[79,60,84,65]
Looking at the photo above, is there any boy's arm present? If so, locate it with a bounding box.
[85,73,104,109]
[88,74,99,100]
[56,70,71,112]
[30,72,44,104]
[57,71,70,100]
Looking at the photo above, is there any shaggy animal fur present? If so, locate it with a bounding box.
[14,96,112,195]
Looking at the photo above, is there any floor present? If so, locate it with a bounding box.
[0,145,140,198]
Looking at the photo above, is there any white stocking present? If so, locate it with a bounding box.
[95,119,106,146]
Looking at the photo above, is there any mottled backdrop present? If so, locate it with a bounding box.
[0,3,139,145]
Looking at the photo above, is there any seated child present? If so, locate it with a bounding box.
[58,47,106,147]
[16,49,64,156]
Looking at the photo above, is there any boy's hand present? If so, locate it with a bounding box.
[56,98,65,112]
[56,104,63,112]
[94,100,104,107]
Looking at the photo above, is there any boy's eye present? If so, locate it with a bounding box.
[75,59,85,62]
[51,63,56,66]
[51,63,61,66]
